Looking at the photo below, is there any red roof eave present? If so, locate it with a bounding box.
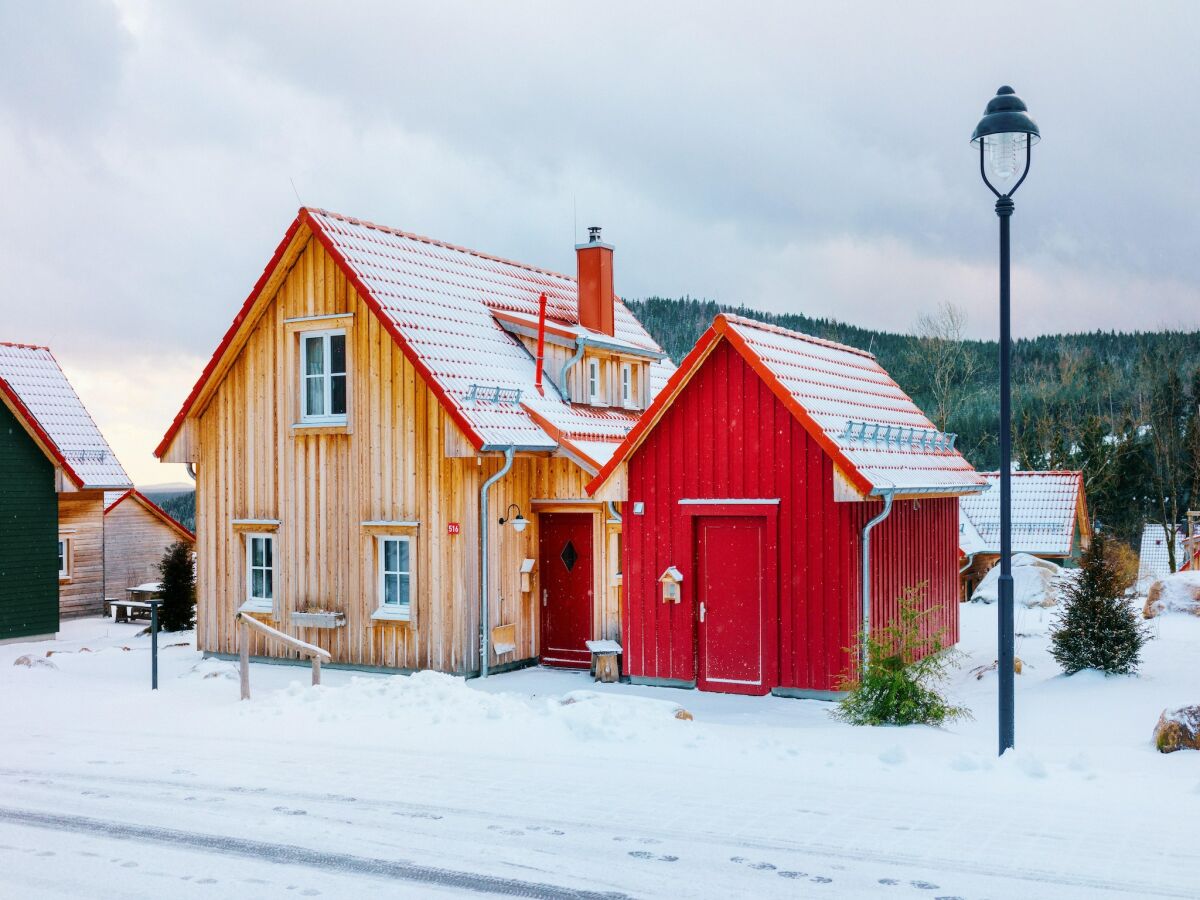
[106,489,196,542]
[0,375,84,488]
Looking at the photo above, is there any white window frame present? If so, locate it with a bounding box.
[372,535,414,622]
[620,362,634,408]
[587,357,601,404]
[241,533,275,613]
[57,538,70,580]
[299,329,348,425]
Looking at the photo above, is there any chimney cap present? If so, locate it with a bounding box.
[576,225,614,252]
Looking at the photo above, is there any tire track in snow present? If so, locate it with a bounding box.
[0,806,629,900]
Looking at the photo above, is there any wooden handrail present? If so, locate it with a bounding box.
[238,611,331,700]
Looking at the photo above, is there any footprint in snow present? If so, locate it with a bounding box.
[627,851,678,862]
[778,871,832,883]
[729,856,776,871]
[526,825,565,836]
[910,881,940,890]
[612,836,660,845]
[273,806,307,816]
[392,810,443,820]
[196,877,217,884]
[486,825,524,836]
[120,861,138,868]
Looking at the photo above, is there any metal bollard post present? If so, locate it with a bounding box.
[150,600,162,690]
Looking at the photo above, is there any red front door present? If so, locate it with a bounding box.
[538,512,593,668]
[696,515,772,695]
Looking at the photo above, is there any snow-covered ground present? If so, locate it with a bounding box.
[1,605,1196,899]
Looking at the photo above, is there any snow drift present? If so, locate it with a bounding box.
[1143,571,1200,618]
[971,553,1075,607]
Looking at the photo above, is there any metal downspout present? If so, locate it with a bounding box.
[860,490,895,674]
[606,500,622,523]
[478,446,515,679]
[558,337,587,398]
[185,463,197,482]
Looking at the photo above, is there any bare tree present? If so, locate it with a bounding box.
[910,302,978,433]
[1137,354,1191,572]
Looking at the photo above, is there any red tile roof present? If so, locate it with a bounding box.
[588,314,985,497]
[157,208,672,459]
[959,471,1087,556]
[0,342,131,490]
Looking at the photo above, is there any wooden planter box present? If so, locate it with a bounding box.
[290,610,346,629]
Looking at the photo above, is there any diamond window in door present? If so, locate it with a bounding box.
[560,540,579,571]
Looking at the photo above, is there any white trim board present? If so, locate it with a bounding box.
[678,498,781,505]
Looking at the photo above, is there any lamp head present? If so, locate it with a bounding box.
[972,86,1040,194]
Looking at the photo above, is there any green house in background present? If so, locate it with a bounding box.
[0,342,132,642]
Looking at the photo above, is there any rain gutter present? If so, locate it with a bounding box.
[478,446,515,679]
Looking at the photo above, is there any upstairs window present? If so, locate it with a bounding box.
[587,358,601,404]
[301,330,347,423]
[621,363,633,408]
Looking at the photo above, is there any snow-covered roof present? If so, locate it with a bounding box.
[0,342,131,490]
[157,208,671,468]
[588,314,985,498]
[1138,524,1190,586]
[959,471,1087,557]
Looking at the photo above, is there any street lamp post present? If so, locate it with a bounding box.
[972,86,1039,756]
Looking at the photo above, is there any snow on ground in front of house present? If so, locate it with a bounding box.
[0,606,1197,899]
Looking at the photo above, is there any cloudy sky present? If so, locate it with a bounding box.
[2,1,1198,484]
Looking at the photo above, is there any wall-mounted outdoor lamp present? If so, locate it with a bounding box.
[499,503,529,533]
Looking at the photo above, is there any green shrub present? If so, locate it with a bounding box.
[1050,532,1148,675]
[157,541,196,632]
[834,585,969,727]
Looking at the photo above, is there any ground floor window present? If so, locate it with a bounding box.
[57,538,70,580]
[373,536,413,621]
[242,533,274,613]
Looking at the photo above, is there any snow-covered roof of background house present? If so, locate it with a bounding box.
[958,471,1087,557]
[0,342,131,490]
[157,208,674,471]
[588,313,985,497]
[1137,524,1192,587]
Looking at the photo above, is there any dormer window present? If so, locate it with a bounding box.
[621,363,633,408]
[587,358,601,404]
[301,330,347,423]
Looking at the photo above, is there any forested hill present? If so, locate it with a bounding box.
[627,296,1200,550]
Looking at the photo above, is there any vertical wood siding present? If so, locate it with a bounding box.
[104,501,191,594]
[623,339,959,693]
[193,233,613,673]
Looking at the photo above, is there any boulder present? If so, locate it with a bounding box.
[1143,572,1200,619]
[972,553,1070,607]
[1154,706,1200,753]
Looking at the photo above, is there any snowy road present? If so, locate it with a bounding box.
[2,609,1198,898]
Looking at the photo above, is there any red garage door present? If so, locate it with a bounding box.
[696,515,774,695]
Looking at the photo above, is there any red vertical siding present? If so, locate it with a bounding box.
[623,340,960,692]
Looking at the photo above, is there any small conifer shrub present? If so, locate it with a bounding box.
[834,585,969,727]
[1050,532,1148,675]
[157,541,196,632]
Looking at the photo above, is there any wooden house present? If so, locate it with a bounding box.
[958,471,1090,599]
[0,342,132,636]
[586,314,985,697]
[103,489,195,594]
[155,209,671,675]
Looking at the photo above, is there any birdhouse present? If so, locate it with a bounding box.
[658,566,683,603]
[520,558,535,593]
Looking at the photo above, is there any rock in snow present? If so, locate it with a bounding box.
[1143,571,1200,619]
[1153,705,1200,753]
[971,553,1075,607]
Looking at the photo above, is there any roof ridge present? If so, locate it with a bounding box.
[0,341,51,352]
[718,313,876,360]
[306,207,578,284]
[978,470,1083,477]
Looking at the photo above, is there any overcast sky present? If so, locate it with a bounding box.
[2,1,1198,484]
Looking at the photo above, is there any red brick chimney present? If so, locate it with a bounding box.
[576,226,615,336]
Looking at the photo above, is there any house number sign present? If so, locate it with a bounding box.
[447,522,461,535]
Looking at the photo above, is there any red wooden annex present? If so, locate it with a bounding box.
[588,314,986,697]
